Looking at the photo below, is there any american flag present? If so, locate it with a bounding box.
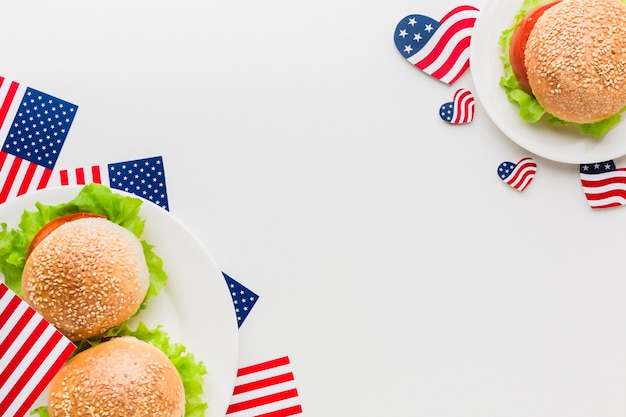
[579,160,626,209]
[0,76,78,204]
[439,88,475,124]
[394,5,479,84]
[0,283,75,417]
[226,356,303,417]
[223,272,260,328]
[55,155,169,210]
[497,157,537,192]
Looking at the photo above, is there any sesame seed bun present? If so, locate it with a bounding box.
[21,217,150,341]
[48,336,185,417]
[524,0,626,124]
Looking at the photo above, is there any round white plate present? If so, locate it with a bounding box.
[0,186,239,417]
[470,0,626,164]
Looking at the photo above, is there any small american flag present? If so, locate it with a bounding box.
[226,356,303,417]
[439,88,475,124]
[223,273,260,328]
[56,155,169,210]
[580,160,626,209]
[394,5,479,84]
[0,76,78,204]
[0,283,75,417]
[497,157,537,192]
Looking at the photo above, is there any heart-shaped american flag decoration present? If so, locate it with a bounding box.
[440,88,475,124]
[394,5,479,85]
[497,158,537,192]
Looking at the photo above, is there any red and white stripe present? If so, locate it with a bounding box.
[0,283,75,417]
[0,152,52,203]
[0,77,25,134]
[226,356,303,417]
[408,5,479,84]
[0,77,52,204]
[580,168,626,209]
[57,164,105,186]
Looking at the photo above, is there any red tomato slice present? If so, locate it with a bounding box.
[509,0,562,95]
[27,212,107,258]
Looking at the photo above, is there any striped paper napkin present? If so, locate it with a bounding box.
[0,283,75,416]
[227,356,303,416]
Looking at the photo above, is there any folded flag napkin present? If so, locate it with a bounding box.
[0,76,78,204]
[223,272,259,328]
[0,283,75,416]
[227,356,303,416]
[54,155,169,210]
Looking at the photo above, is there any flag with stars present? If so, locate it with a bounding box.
[393,5,479,84]
[0,76,78,204]
[223,272,259,328]
[54,155,169,210]
[580,160,626,209]
[0,283,76,417]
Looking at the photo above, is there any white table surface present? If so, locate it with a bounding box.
[4,0,626,416]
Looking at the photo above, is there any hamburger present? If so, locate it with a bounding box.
[30,321,209,417]
[499,0,626,136]
[22,215,150,341]
[0,183,168,342]
[48,336,186,417]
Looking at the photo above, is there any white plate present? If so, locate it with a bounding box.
[470,0,626,164]
[0,186,239,417]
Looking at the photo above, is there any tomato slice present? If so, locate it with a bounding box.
[509,0,562,95]
[27,212,107,258]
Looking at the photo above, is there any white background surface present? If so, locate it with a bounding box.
[3,0,626,415]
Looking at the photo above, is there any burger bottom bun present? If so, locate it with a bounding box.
[524,0,626,124]
[48,336,185,417]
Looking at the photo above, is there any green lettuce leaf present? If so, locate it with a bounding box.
[499,0,626,137]
[29,405,48,416]
[30,322,208,417]
[0,183,167,309]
